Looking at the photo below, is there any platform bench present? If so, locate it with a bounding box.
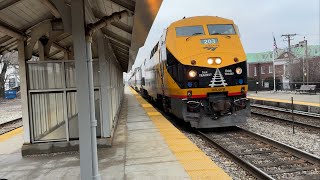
[295,85,317,95]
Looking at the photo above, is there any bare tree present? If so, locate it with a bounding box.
[0,51,18,98]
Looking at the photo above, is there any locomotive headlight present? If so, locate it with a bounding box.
[188,70,197,78]
[215,58,222,64]
[236,67,243,74]
[207,58,214,65]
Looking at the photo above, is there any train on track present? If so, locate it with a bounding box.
[129,16,250,128]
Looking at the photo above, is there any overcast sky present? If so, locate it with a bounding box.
[132,0,320,69]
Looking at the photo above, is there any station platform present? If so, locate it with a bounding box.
[248,91,320,114]
[248,91,320,107]
[0,86,230,179]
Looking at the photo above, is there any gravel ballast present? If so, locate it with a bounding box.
[240,117,320,156]
[180,114,319,179]
[0,98,22,125]
[183,131,257,180]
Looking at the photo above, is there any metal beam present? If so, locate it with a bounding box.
[48,49,61,58]
[40,0,61,18]
[55,33,70,42]
[0,41,16,53]
[115,56,129,64]
[23,14,54,33]
[117,56,128,69]
[0,19,25,39]
[112,45,129,55]
[110,44,129,56]
[111,21,132,34]
[114,53,129,62]
[0,37,30,54]
[114,57,125,70]
[0,36,15,47]
[108,38,129,50]
[0,16,70,54]
[110,0,135,12]
[50,0,72,33]
[0,19,69,55]
[0,35,13,45]
[6,42,18,51]
[114,50,129,58]
[102,29,131,46]
[0,0,21,11]
[104,38,124,71]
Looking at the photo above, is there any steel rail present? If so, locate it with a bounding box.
[0,117,22,135]
[198,130,275,180]
[0,117,22,127]
[251,103,320,118]
[251,105,320,131]
[240,128,320,164]
[198,127,320,180]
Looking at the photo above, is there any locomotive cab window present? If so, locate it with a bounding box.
[175,26,204,37]
[207,24,236,35]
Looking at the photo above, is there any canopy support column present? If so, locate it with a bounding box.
[71,0,100,179]
[18,40,30,144]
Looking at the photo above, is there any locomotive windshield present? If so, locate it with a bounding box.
[207,24,236,35]
[175,26,204,36]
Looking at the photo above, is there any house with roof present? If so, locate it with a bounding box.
[246,45,320,90]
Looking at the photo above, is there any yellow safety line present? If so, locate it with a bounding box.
[129,87,231,180]
[248,96,320,107]
[0,127,23,142]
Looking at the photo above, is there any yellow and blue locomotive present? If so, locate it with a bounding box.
[130,16,250,128]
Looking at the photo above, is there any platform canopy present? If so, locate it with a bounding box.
[0,0,162,71]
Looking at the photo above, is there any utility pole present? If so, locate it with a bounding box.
[305,38,308,85]
[300,37,308,85]
[282,33,297,88]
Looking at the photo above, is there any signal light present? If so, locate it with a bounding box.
[207,58,214,65]
[241,87,245,94]
[187,90,192,98]
[191,60,196,65]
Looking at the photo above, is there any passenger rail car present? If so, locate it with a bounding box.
[128,67,142,91]
[135,16,250,128]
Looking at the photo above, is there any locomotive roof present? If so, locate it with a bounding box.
[169,16,235,28]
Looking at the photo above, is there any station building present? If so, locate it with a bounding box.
[246,45,320,90]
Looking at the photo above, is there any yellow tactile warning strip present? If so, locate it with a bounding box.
[248,96,320,107]
[0,127,23,142]
[129,88,231,180]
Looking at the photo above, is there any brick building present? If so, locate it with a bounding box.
[246,45,320,90]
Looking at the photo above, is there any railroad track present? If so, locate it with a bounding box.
[0,117,22,135]
[251,104,320,131]
[199,127,320,180]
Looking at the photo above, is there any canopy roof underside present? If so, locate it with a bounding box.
[0,0,162,71]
